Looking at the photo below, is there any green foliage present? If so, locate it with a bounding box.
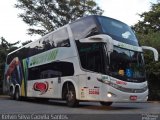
[137,33,160,101]
[137,32,160,52]
[133,2,160,34]
[15,0,103,36]
[22,40,32,46]
[134,2,160,100]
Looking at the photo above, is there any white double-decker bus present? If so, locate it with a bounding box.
[4,15,158,107]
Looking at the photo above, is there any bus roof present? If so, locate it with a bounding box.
[7,15,137,56]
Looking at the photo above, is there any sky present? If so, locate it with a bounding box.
[0,0,158,44]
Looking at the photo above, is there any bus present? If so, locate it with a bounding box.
[3,15,159,107]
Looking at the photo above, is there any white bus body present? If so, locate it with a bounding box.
[4,15,158,107]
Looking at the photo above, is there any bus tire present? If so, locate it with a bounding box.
[9,87,15,100]
[14,87,21,101]
[100,102,112,106]
[66,84,79,107]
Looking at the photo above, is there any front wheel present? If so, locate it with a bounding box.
[100,102,112,106]
[66,85,79,107]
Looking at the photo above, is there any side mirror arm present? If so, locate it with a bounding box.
[142,46,159,62]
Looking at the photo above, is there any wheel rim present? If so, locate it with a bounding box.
[15,90,19,100]
[67,91,74,102]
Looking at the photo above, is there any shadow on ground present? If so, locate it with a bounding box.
[0,95,142,111]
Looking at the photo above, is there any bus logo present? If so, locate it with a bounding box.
[33,81,49,95]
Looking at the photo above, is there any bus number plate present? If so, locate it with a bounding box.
[130,96,137,101]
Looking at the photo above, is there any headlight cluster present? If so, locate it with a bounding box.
[97,77,148,93]
[108,82,148,93]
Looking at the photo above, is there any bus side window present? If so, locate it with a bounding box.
[52,28,70,47]
[42,35,54,51]
[28,27,70,57]
[76,41,105,74]
[28,62,74,80]
[70,17,98,40]
[28,40,41,57]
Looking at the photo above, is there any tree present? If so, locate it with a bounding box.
[15,0,103,36]
[22,40,32,46]
[133,2,160,34]
[133,2,160,100]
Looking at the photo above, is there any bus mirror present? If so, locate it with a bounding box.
[142,46,159,62]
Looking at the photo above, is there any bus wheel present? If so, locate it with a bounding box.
[66,85,79,107]
[9,87,15,100]
[100,102,112,106]
[14,87,21,101]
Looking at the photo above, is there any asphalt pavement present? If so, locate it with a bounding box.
[0,95,160,120]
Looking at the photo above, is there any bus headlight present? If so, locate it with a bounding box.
[107,93,112,98]
[107,92,117,98]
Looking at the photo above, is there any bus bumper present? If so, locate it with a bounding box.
[101,86,148,102]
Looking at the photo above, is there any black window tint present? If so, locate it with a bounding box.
[53,28,70,47]
[28,61,74,80]
[41,35,54,51]
[109,46,145,82]
[28,27,70,57]
[70,17,99,40]
[7,54,15,64]
[76,41,105,74]
[7,47,29,64]
[28,40,42,57]
[97,16,139,46]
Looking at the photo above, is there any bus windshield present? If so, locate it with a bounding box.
[97,16,139,46]
[108,46,146,83]
[76,41,146,83]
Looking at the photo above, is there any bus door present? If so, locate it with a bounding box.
[51,75,62,98]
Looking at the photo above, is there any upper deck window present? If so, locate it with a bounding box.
[70,17,98,40]
[97,16,139,46]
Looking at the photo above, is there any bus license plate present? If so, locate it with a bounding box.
[130,96,137,101]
